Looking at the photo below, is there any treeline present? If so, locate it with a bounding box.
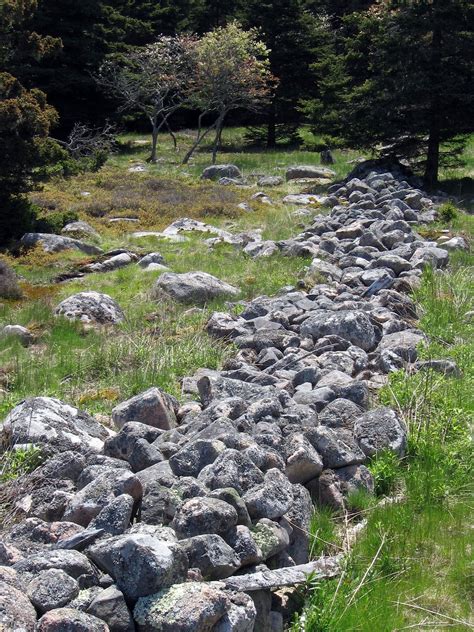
[0,0,473,242]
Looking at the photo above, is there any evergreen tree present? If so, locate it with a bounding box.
[305,0,474,186]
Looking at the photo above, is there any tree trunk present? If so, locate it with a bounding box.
[182,115,216,165]
[266,102,277,148]
[424,8,442,189]
[211,113,225,164]
[149,124,159,163]
[164,118,178,151]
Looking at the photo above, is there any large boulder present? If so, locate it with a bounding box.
[87,585,135,632]
[301,310,378,352]
[21,233,102,255]
[62,221,100,242]
[27,568,79,613]
[172,497,238,539]
[134,582,230,632]
[180,534,240,580]
[154,271,239,305]
[377,329,425,362]
[112,387,178,431]
[0,580,38,631]
[36,608,109,632]
[354,407,407,457]
[55,292,124,325]
[1,397,109,454]
[201,164,242,180]
[286,165,336,181]
[88,534,188,600]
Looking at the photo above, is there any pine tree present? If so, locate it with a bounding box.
[305,0,474,186]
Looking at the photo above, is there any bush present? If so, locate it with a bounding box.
[0,259,22,299]
[438,201,458,224]
[368,450,401,496]
[34,210,79,234]
[0,196,37,246]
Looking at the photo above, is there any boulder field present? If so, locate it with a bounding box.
[0,168,461,631]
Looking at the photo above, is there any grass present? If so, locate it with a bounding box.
[294,231,474,631]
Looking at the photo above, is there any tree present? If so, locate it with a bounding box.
[0,0,59,243]
[305,0,474,187]
[183,22,275,164]
[240,0,320,147]
[97,36,195,163]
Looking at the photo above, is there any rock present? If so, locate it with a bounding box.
[305,426,366,468]
[154,271,240,305]
[257,176,283,187]
[134,582,230,632]
[318,398,362,431]
[55,292,124,325]
[208,488,252,527]
[181,534,240,580]
[0,580,37,631]
[243,240,279,258]
[89,494,134,536]
[285,433,323,484]
[13,549,97,586]
[88,253,135,274]
[21,233,102,255]
[250,519,289,560]
[87,585,135,632]
[410,246,449,269]
[286,166,336,181]
[63,469,142,527]
[202,164,242,180]
[213,591,256,632]
[1,324,34,346]
[282,484,313,564]
[198,376,278,407]
[377,329,425,362]
[112,387,178,431]
[354,407,407,457]
[62,221,100,241]
[36,608,109,631]
[88,534,188,600]
[283,194,324,206]
[27,569,79,613]
[301,310,377,352]
[198,449,264,495]
[172,497,238,539]
[138,253,166,269]
[306,258,343,283]
[162,218,234,241]
[224,525,262,567]
[169,439,226,477]
[1,397,108,454]
[243,468,293,520]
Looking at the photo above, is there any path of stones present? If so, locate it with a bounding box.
[0,166,464,631]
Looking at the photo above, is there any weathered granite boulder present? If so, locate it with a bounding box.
[112,387,178,431]
[55,292,124,325]
[21,233,102,255]
[286,166,336,181]
[154,271,240,305]
[201,164,242,180]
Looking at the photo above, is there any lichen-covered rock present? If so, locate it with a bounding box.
[286,165,336,181]
[134,582,230,631]
[300,310,377,352]
[243,469,293,520]
[36,608,109,631]
[21,232,102,255]
[172,497,238,539]
[55,292,124,325]
[285,433,324,483]
[305,426,366,469]
[112,387,178,431]
[181,534,240,580]
[0,579,37,631]
[354,407,407,457]
[201,164,242,180]
[198,449,264,495]
[87,585,135,632]
[27,568,79,613]
[13,549,97,587]
[154,271,239,305]
[88,534,188,600]
[169,439,226,477]
[62,221,100,241]
[1,397,109,455]
[250,519,289,560]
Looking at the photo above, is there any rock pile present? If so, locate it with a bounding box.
[0,169,459,631]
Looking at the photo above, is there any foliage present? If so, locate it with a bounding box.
[0,446,43,482]
[438,201,459,224]
[34,210,78,234]
[183,22,275,164]
[304,0,474,186]
[0,259,22,299]
[309,507,339,558]
[367,450,401,497]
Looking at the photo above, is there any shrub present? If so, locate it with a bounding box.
[0,196,37,246]
[0,259,22,299]
[34,210,79,234]
[438,201,458,224]
[368,450,401,496]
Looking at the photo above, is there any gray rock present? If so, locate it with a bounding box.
[112,387,178,431]
[202,164,242,180]
[88,534,188,600]
[0,580,37,631]
[62,221,100,241]
[14,549,97,586]
[138,252,166,268]
[306,258,343,283]
[318,398,362,431]
[243,240,279,258]
[305,426,366,468]
[169,439,226,477]
[208,488,252,527]
[410,246,449,269]
[87,585,135,632]
[27,568,79,613]
[36,608,109,631]
[250,519,289,560]
[172,497,238,539]
[243,468,293,520]
[1,324,34,346]
[257,176,283,187]
[181,534,240,579]
[133,582,230,632]
[55,292,124,325]
[88,253,134,274]
[282,484,313,564]
[354,407,407,457]
[286,166,336,181]
[104,422,162,461]
[89,495,134,536]
[213,591,256,632]
[285,433,323,484]
[1,397,108,455]
[301,310,377,352]
[21,232,102,255]
[63,469,142,527]
[154,271,239,305]
[198,449,264,495]
[377,329,425,362]
[224,525,263,567]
